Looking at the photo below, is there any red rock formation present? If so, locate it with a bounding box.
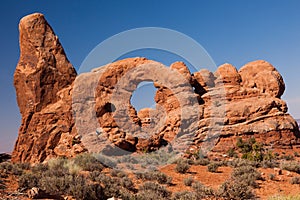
[195,60,299,154]
[12,13,85,163]
[12,13,300,163]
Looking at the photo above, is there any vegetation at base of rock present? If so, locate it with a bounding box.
[236,137,275,162]
[3,151,300,199]
[227,148,238,158]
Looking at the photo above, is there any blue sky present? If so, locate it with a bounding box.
[1,0,300,152]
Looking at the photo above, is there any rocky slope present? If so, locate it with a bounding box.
[12,13,300,163]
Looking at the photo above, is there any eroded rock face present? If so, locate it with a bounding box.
[12,13,300,163]
[195,60,299,153]
[12,13,86,163]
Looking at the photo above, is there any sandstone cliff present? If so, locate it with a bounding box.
[12,13,300,163]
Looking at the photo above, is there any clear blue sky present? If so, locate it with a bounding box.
[1,0,300,153]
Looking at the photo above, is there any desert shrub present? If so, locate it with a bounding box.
[290,176,300,185]
[236,137,274,162]
[172,191,197,200]
[31,163,49,173]
[110,169,127,178]
[135,170,172,184]
[183,176,194,186]
[138,181,171,199]
[237,137,255,154]
[280,161,300,174]
[191,181,215,198]
[227,158,259,168]
[261,159,279,169]
[16,162,31,170]
[64,175,104,200]
[120,177,135,191]
[242,151,264,162]
[193,158,210,166]
[207,162,219,173]
[0,162,23,175]
[263,151,275,161]
[227,148,238,158]
[73,153,104,172]
[89,171,101,182]
[280,155,295,161]
[231,165,261,188]
[19,158,107,200]
[93,173,135,199]
[175,159,190,174]
[269,173,275,181]
[38,174,103,200]
[136,191,165,200]
[18,172,39,191]
[0,162,13,171]
[217,180,255,200]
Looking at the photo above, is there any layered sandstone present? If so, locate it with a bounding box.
[12,13,300,163]
[12,13,86,163]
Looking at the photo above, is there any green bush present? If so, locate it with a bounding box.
[227,158,259,168]
[183,177,193,186]
[191,181,214,198]
[281,161,300,174]
[290,177,300,185]
[135,171,172,184]
[172,191,197,200]
[18,172,39,191]
[138,181,171,199]
[227,148,238,158]
[193,158,210,166]
[120,177,135,191]
[207,162,219,173]
[236,137,274,162]
[0,162,23,176]
[110,169,127,178]
[175,159,190,174]
[217,180,255,200]
[231,165,261,188]
[73,153,104,172]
